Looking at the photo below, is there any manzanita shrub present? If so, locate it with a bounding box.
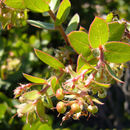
[2,0,130,126]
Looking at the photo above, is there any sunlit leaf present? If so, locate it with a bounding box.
[4,0,26,9]
[104,42,130,63]
[108,22,125,41]
[24,0,50,13]
[34,49,65,70]
[49,0,60,12]
[23,73,47,83]
[55,0,71,25]
[65,13,80,34]
[68,31,91,57]
[89,17,109,48]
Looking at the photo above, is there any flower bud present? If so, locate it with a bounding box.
[56,101,66,114]
[56,88,64,100]
[71,103,81,113]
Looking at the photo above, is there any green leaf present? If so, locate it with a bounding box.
[50,76,60,94]
[68,31,91,57]
[104,42,130,63]
[76,55,95,72]
[0,103,7,119]
[36,99,48,123]
[55,0,71,25]
[24,0,50,13]
[26,112,36,125]
[89,17,109,48]
[105,63,124,83]
[49,0,60,12]
[27,20,55,30]
[108,22,125,41]
[22,90,41,100]
[92,80,110,88]
[23,73,47,83]
[4,0,26,9]
[34,48,65,70]
[65,13,80,34]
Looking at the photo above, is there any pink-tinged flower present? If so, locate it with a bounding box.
[14,83,31,98]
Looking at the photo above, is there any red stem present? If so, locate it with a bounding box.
[48,10,69,46]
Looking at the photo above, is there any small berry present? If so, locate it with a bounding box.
[56,88,64,100]
[56,101,66,114]
[87,105,98,114]
[71,103,81,113]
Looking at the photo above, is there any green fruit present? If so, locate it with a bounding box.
[56,88,64,100]
[87,105,98,114]
[56,101,66,114]
[71,103,81,113]
[98,88,107,99]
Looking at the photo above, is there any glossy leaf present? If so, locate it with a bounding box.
[24,0,50,13]
[23,73,47,83]
[65,13,80,34]
[55,0,71,25]
[4,0,26,9]
[34,49,65,70]
[49,0,60,12]
[108,22,125,41]
[68,31,91,57]
[27,20,55,30]
[104,42,130,63]
[89,17,109,48]
[36,99,48,123]
[22,90,41,100]
[76,55,95,72]
[105,63,124,83]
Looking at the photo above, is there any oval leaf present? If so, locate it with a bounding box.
[55,0,71,25]
[49,0,60,12]
[36,99,48,123]
[4,0,26,9]
[105,63,124,83]
[68,31,91,57]
[24,0,50,13]
[89,17,109,48]
[108,22,125,41]
[65,13,80,34]
[27,20,55,30]
[104,42,130,63]
[34,49,65,70]
[23,73,47,83]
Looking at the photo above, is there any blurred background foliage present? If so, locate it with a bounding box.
[0,0,130,129]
